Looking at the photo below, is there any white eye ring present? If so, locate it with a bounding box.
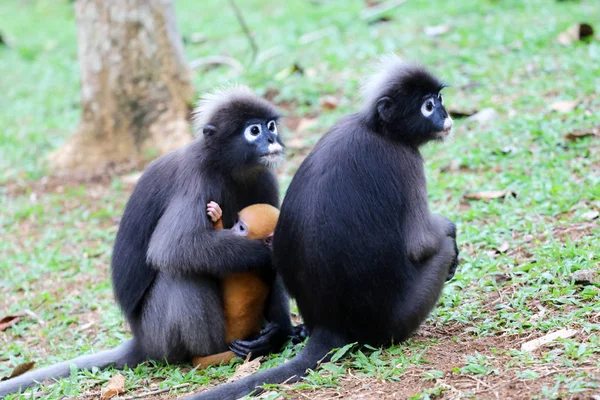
[267,120,278,135]
[438,93,444,105]
[421,99,435,117]
[244,124,261,142]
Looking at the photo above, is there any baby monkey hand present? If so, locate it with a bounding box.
[207,201,222,222]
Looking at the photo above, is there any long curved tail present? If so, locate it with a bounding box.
[184,327,346,400]
[0,339,144,397]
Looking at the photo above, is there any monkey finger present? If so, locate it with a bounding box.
[207,204,222,218]
[290,324,309,343]
[259,321,278,336]
[229,340,272,359]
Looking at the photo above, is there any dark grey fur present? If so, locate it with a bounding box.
[183,57,459,400]
[0,87,293,397]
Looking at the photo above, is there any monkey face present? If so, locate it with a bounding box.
[368,62,453,147]
[419,92,453,141]
[231,219,250,237]
[241,118,285,170]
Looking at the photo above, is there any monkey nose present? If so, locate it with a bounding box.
[267,136,275,144]
[443,117,453,130]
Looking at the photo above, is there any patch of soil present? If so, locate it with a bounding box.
[3,158,144,198]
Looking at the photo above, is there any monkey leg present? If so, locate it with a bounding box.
[192,351,237,370]
[135,273,227,362]
[391,235,457,341]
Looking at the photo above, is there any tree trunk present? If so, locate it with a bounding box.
[50,0,194,174]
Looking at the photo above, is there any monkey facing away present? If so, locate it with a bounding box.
[0,86,295,397]
[184,56,459,400]
[191,202,281,369]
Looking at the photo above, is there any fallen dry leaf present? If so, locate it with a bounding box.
[496,242,510,254]
[557,23,594,45]
[286,137,307,150]
[464,190,516,201]
[440,159,461,173]
[0,313,25,332]
[1,362,36,381]
[227,356,263,383]
[296,118,318,134]
[490,273,511,284]
[319,95,339,111]
[121,171,143,185]
[550,100,579,113]
[581,210,599,220]
[447,107,477,119]
[521,329,578,352]
[465,107,499,124]
[101,373,125,400]
[424,24,452,37]
[570,269,599,285]
[565,127,599,142]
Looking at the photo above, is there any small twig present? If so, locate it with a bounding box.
[360,0,408,20]
[227,0,258,63]
[189,55,244,72]
[22,309,45,326]
[120,383,190,400]
[298,27,338,45]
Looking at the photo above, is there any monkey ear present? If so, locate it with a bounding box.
[376,97,393,123]
[263,233,274,248]
[203,124,217,136]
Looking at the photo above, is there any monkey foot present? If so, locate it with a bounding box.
[290,324,309,344]
[229,322,286,359]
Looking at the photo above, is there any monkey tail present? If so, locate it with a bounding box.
[0,339,144,396]
[183,327,346,400]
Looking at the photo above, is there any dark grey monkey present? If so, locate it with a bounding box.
[0,86,294,397]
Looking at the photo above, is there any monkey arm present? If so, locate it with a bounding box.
[429,214,458,280]
[393,234,457,338]
[263,276,293,335]
[146,197,271,277]
[407,214,457,264]
[430,213,456,238]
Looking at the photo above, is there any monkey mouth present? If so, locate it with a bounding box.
[260,150,283,160]
[436,127,452,139]
[259,151,284,168]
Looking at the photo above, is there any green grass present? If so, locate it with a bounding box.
[1,0,599,398]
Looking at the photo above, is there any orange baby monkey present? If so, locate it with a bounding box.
[191,202,279,369]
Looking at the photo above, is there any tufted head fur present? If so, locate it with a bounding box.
[360,55,452,147]
[191,85,284,173]
[192,85,280,138]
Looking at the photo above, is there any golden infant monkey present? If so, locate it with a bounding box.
[192,203,280,369]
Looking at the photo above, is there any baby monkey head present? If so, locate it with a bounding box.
[362,55,453,147]
[193,86,285,171]
[232,204,280,247]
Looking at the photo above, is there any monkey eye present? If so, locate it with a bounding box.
[267,120,277,134]
[421,99,435,117]
[438,93,444,105]
[244,124,262,142]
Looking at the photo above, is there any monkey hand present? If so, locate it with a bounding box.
[446,235,459,281]
[229,322,288,359]
[206,201,222,223]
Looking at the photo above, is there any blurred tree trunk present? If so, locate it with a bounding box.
[50,0,194,174]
